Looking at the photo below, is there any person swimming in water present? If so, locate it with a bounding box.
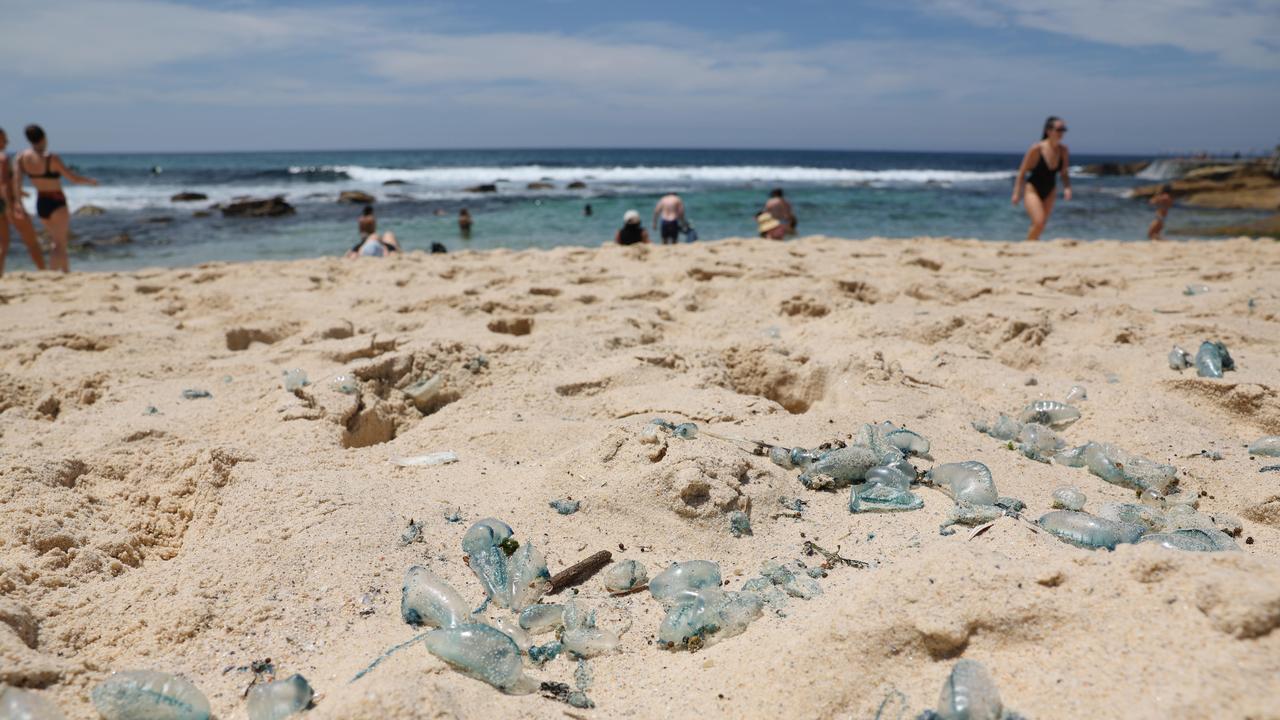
[0,127,46,276]
[1012,116,1072,241]
[12,124,99,272]
[458,208,472,238]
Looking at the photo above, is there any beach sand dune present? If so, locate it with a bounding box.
[2,236,1279,718]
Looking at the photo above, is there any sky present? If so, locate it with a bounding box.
[1,0,1277,154]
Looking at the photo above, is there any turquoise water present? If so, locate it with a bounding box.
[3,148,1266,271]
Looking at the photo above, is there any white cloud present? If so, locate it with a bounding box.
[0,0,360,77]
[919,0,1280,69]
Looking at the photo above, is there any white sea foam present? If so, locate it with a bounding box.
[308,164,1015,186]
[50,164,1013,211]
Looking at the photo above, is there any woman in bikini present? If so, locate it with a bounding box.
[13,124,98,272]
[1012,116,1071,241]
[1,127,46,276]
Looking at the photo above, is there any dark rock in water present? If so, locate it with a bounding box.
[171,191,208,202]
[567,181,587,189]
[383,179,408,186]
[144,216,174,224]
[338,190,376,204]
[74,205,106,217]
[527,182,554,190]
[466,183,498,193]
[1173,213,1280,239]
[193,210,212,218]
[77,232,132,249]
[1082,161,1150,176]
[222,196,295,218]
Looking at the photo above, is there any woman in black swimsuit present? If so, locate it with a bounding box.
[13,124,98,272]
[1012,116,1071,241]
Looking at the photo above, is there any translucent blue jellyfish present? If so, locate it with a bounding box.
[508,542,552,612]
[518,604,566,634]
[281,369,308,392]
[1168,346,1192,370]
[759,560,822,599]
[1037,510,1145,550]
[1195,340,1234,378]
[926,462,998,506]
[559,601,623,658]
[401,565,472,628]
[461,518,515,608]
[920,658,1009,720]
[0,686,66,720]
[246,674,313,720]
[973,414,1022,441]
[849,460,923,514]
[491,617,533,652]
[1016,423,1065,463]
[1138,528,1240,552]
[939,501,1006,536]
[673,422,699,439]
[332,373,359,394]
[728,510,753,537]
[91,670,211,720]
[1065,385,1087,403]
[604,559,649,593]
[1051,486,1086,512]
[1016,400,1081,430]
[1249,436,1280,457]
[884,427,931,458]
[1063,442,1176,494]
[649,561,723,603]
[1095,502,1168,532]
[657,588,763,650]
[798,444,881,489]
[549,498,581,515]
[768,446,820,470]
[527,641,562,665]
[424,624,538,694]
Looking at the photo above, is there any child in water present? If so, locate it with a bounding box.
[1147,185,1174,240]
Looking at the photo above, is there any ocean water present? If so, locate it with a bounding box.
[3,148,1267,272]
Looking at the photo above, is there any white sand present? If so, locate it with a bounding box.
[2,236,1279,719]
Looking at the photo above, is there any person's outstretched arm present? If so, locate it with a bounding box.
[53,155,98,186]
[1059,145,1072,201]
[1011,146,1035,205]
[652,203,660,230]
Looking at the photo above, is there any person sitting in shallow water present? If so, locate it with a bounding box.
[346,205,400,258]
[614,209,650,245]
[349,231,400,257]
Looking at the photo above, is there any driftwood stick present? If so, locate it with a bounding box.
[548,550,613,594]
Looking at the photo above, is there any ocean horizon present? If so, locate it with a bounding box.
[5,147,1269,272]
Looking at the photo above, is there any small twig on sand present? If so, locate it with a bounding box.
[548,550,613,594]
[802,541,869,569]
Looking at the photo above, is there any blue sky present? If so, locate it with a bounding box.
[1,0,1277,154]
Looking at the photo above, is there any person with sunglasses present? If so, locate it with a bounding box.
[1012,116,1072,241]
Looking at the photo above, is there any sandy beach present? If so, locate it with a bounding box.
[2,235,1279,719]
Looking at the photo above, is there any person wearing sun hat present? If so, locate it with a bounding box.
[614,209,650,245]
[756,211,787,240]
